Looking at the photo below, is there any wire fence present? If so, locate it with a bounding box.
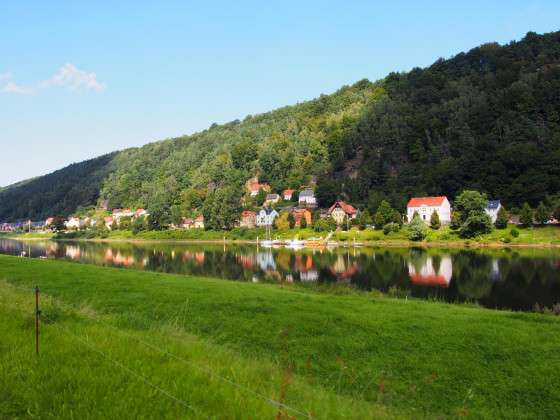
[2,281,314,419]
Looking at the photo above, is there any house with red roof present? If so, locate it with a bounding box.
[406,196,451,224]
[327,201,357,225]
[282,189,295,201]
[239,210,256,228]
[194,215,205,229]
[246,176,271,197]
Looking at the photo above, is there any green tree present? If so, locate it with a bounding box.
[519,203,533,227]
[131,216,147,234]
[454,191,488,224]
[359,209,373,228]
[314,217,337,232]
[119,216,132,231]
[315,179,338,207]
[459,212,493,238]
[392,210,402,227]
[374,200,394,229]
[275,212,290,230]
[430,211,440,230]
[534,202,550,225]
[255,188,267,206]
[300,216,307,229]
[203,187,242,230]
[450,212,462,230]
[287,212,295,229]
[408,214,427,241]
[554,205,560,223]
[374,212,385,230]
[494,207,509,229]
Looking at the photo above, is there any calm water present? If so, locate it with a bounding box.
[2,239,560,311]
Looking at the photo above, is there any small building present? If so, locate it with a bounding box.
[45,217,55,227]
[256,208,279,227]
[265,193,280,205]
[180,218,194,229]
[282,189,295,201]
[135,208,148,218]
[246,177,271,197]
[292,208,312,227]
[298,189,317,207]
[194,215,205,229]
[485,200,502,223]
[407,196,451,224]
[104,216,115,229]
[239,210,257,228]
[327,201,357,225]
[64,217,82,230]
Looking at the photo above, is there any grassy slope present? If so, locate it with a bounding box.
[0,256,559,418]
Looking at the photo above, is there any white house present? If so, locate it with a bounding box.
[407,196,451,224]
[256,208,279,227]
[64,217,82,230]
[298,189,317,207]
[485,200,502,223]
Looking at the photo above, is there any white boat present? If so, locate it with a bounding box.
[260,240,274,248]
[285,238,305,249]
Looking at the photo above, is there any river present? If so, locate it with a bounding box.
[1,238,559,311]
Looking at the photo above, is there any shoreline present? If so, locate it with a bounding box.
[4,234,560,249]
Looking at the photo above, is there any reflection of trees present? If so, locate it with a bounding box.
[452,252,495,300]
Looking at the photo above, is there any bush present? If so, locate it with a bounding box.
[429,211,440,230]
[494,206,509,229]
[519,203,533,227]
[407,215,427,241]
[382,222,400,235]
[450,211,461,230]
[313,217,337,232]
[534,202,550,225]
[510,227,519,238]
[459,212,493,239]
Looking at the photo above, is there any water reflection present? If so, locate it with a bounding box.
[1,239,559,311]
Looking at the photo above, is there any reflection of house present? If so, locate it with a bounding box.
[485,200,502,223]
[408,256,452,287]
[292,208,312,227]
[327,201,357,225]
[239,211,256,228]
[257,252,276,271]
[256,208,279,226]
[282,189,295,201]
[298,189,317,207]
[265,194,280,205]
[246,177,271,197]
[407,196,451,224]
[300,270,319,282]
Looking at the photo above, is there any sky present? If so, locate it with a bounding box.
[1,1,559,187]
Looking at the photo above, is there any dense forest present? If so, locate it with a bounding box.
[1,30,559,221]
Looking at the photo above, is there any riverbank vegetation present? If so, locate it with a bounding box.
[0,255,559,418]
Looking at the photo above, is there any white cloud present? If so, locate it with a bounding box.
[2,82,34,95]
[0,72,12,81]
[41,63,106,92]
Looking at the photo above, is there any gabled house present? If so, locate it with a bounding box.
[194,215,205,229]
[239,210,257,228]
[485,200,502,223]
[246,177,271,197]
[292,208,312,227]
[298,189,317,207]
[282,189,295,201]
[407,196,451,224]
[265,193,280,205]
[256,208,279,227]
[327,201,357,225]
[64,217,82,230]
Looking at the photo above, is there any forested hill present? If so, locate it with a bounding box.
[1,30,560,221]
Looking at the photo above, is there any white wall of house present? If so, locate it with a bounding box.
[485,204,502,223]
[407,199,451,224]
[256,209,278,226]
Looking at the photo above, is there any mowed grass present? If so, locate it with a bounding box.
[1,255,560,418]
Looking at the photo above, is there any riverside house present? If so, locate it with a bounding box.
[407,196,451,224]
[246,177,271,197]
[194,215,205,229]
[265,193,280,206]
[292,208,312,227]
[485,200,502,223]
[327,201,357,225]
[282,189,295,201]
[256,208,279,227]
[298,188,317,207]
[239,210,257,228]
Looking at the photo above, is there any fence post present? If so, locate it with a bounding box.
[35,286,40,356]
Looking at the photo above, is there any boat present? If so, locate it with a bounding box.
[285,238,305,249]
[260,240,274,248]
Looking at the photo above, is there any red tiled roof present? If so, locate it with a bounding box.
[327,201,357,215]
[195,215,204,222]
[241,210,256,217]
[407,196,447,207]
[282,189,295,195]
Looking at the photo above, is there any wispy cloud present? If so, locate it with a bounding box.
[1,82,34,95]
[40,63,106,92]
[1,64,106,96]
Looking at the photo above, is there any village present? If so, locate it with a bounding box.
[3,175,550,243]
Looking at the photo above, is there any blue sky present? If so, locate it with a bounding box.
[1,1,559,187]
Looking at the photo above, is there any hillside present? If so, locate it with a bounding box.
[1,30,560,221]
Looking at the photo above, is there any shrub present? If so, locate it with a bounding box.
[494,206,509,229]
[459,212,493,238]
[313,217,337,232]
[407,215,427,241]
[534,202,550,225]
[383,222,400,235]
[510,227,519,238]
[429,211,440,230]
[450,211,461,230]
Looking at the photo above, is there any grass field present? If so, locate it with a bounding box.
[1,255,559,418]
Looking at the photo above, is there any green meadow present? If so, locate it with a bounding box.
[1,255,560,418]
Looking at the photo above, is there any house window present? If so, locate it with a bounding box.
[423,215,426,220]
